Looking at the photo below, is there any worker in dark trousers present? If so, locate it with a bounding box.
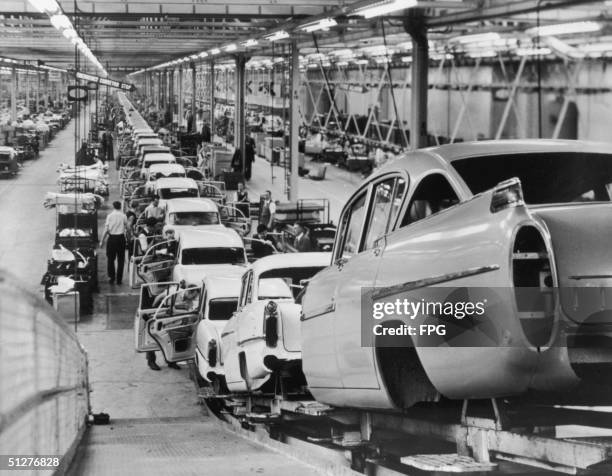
[100,201,128,285]
[244,135,255,181]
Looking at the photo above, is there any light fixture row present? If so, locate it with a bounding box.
[27,0,107,76]
[130,13,606,77]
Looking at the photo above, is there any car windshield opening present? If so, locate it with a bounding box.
[169,212,220,226]
[181,247,245,265]
[451,152,612,204]
[258,266,326,300]
[159,188,199,199]
[208,299,238,320]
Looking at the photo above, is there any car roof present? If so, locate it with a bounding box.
[136,138,163,146]
[0,146,16,153]
[203,276,242,299]
[141,145,170,153]
[144,154,176,163]
[375,139,612,178]
[155,177,197,188]
[148,163,184,173]
[251,252,331,276]
[165,198,218,213]
[177,228,244,248]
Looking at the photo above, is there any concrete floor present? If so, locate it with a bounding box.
[0,117,322,475]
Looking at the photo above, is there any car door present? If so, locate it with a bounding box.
[333,174,408,389]
[134,282,179,352]
[137,240,177,284]
[148,286,202,362]
[301,186,369,389]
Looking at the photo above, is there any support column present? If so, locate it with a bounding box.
[404,10,428,150]
[36,71,40,113]
[178,67,184,130]
[160,70,166,111]
[169,69,175,125]
[191,63,197,133]
[11,67,17,121]
[234,55,247,174]
[44,71,49,109]
[209,61,215,137]
[289,40,300,201]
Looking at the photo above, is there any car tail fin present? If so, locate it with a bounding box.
[490,177,524,213]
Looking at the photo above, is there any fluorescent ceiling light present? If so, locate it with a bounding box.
[355,0,417,19]
[401,56,412,62]
[62,28,76,39]
[468,50,497,58]
[527,21,600,37]
[581,43,612,53]
[199,52,208,58]
[225,44,237,52]
[361,45,393,56]
[301,18,337,33]
[27,0,59,14]
[332,48,354,58]
[243,39,259,48]
[454,32,501,44]
[49,14,71,30]
[265,30,290,42]
[516,47,552,56]
[210,48,221,55]
[336,61,349,67]
[355,59,369,65]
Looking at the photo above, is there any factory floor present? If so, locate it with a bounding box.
[0,119,322,476]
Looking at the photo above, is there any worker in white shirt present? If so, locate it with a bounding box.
[143,197,164,223]
[100,201,128,285]
[260,190,276,231]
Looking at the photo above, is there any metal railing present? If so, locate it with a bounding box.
[0,269,89,475]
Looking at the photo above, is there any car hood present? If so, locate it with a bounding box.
[164,224,226,233]
[533,203,612,325]
[174,264,245,285]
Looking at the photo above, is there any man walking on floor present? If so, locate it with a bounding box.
[100,201,128,285]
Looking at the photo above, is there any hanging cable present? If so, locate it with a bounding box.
[381,18,408,149]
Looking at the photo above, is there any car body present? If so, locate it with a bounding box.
[138,145,171,163]
[162,198,223,233]
[140,152,176,179]
[194,276,242,387]
[302,139,612,411]
[0,146,19,176]
[153,177,199,203]
[171,228,247,286]
[134,138,164,158]
[144,163,185,190]
[221,252,331,393]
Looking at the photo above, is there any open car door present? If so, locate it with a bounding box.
[147,286,202,362]
[134,281,179,352]
[136,240,176,284]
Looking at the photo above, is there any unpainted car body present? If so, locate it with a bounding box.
[221,253,331,393]
[301,139,612,410]
[194,276,242,387]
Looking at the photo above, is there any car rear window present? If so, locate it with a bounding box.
[169,212,219,226]
[181,247,245,265]
[208,299,238,320]
[159,188,199,199]
[451,152,612,204]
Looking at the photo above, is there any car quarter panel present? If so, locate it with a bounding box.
[374,189,540,400]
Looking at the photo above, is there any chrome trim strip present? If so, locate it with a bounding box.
[237,335,265,346]
[301,302,336,321]
[372,264,500,301]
